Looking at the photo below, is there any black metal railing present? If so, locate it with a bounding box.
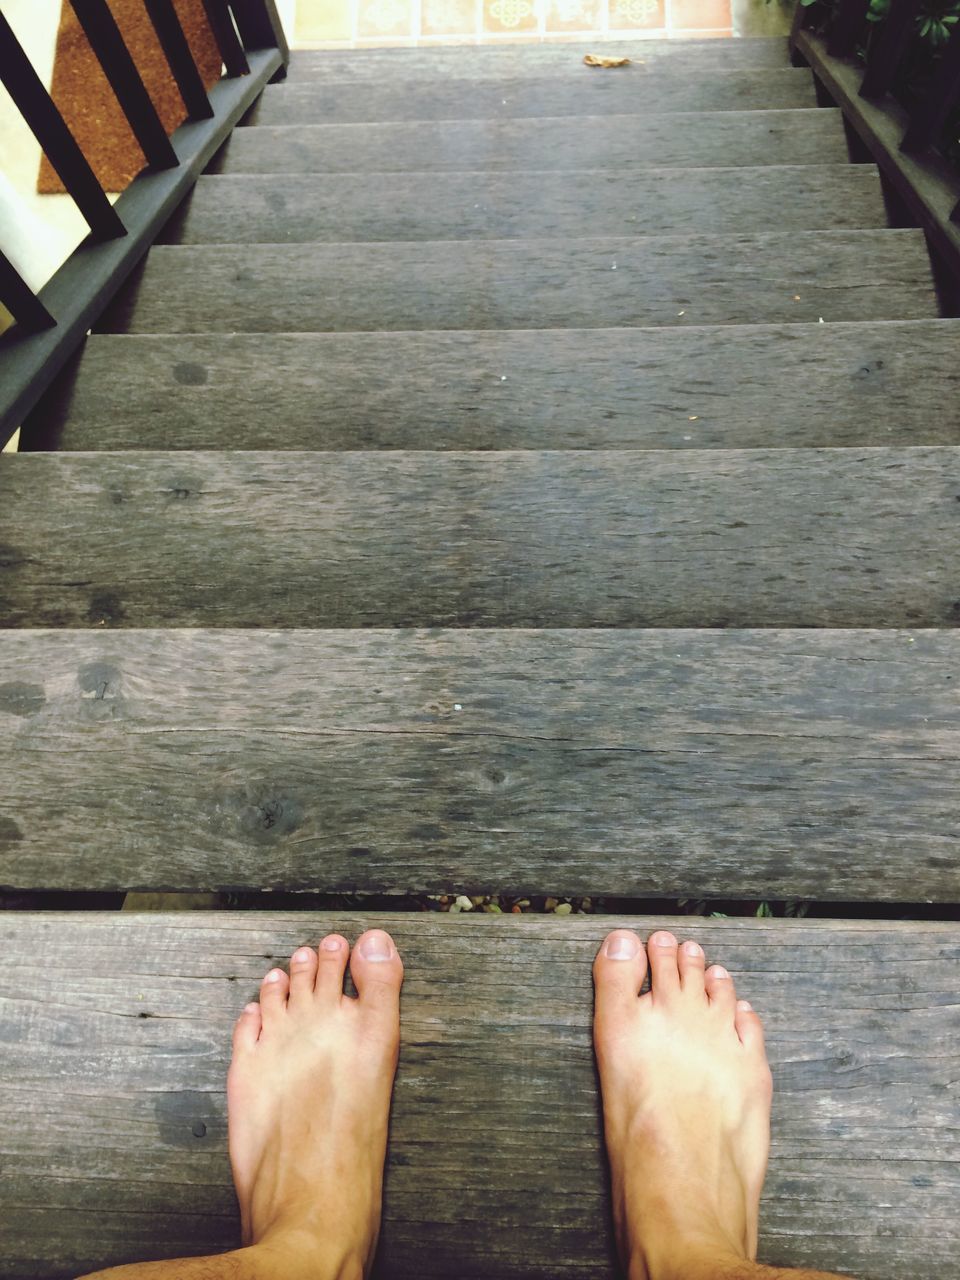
[0,0,289,447]
[792,0,960,175]
[790,0,960,313]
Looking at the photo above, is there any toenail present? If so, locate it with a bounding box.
[244,1002,259,1014]
[320,936,342,952]
[737,1000,753,1012]
[653,932,677,947]
[710,965,730,979]
[682,941,703,957]
[292,948,314,964]
[264,969,283,983]
[604,933,639,959]
[358,932,393,961]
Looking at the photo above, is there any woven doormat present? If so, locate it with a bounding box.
[38,0,222,194]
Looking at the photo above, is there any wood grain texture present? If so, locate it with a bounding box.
[33,321,960,452]
[1,911,958,1279]
[1,628,959,896]
[169,167,887,244]
[213,110,851,175]
[98,231,938,334]
[2,448,959,630]
[248,69,818,126]
[285,38,793,80]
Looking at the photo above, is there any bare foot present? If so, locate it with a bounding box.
[227,929,403,1280]
[593,929,773,1280]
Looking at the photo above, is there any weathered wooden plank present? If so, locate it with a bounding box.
[213,109,850,174]
[169,167,887,244]
[31,321,960,452]
[98,231,938,334]
[2,449,958,630]
[284,38,793,79]
[1,912,958,1279]
[0,628,958,897]
[248,69,818,125]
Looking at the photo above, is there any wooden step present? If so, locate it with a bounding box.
[285,37,793,80]
[98,231,937,334]
[1,628,958,897]
[169,166,887,245]
[1,448,959,632]
[2,911,958,1279]
[213,109,851,175]
[31,321,960,453]
[248,69,819,126]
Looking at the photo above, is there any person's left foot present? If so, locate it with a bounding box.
[227,930,404,1280]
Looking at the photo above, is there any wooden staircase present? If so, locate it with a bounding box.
[2,34,959,1280]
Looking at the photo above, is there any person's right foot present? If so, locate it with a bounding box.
[593,929,773,1280]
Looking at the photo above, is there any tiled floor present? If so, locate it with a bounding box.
[295,0,791,46]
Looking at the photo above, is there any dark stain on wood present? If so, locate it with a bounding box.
[154,1090,223,1148]
[0,681,46,716]
[172,361,209,386]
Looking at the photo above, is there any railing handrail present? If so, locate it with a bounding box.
[0,0,289,448]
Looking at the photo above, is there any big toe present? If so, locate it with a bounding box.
[593,930,648,1040]
[349,930,404,1032]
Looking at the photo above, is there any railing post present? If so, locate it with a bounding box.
[230,0,290,69]
[901,24,960,153]
[144,0,215,120]
[0,10,125,241]
[0,252,55,334]
[827,0,871,56]
[860,0,919,98]
[788,2,814,65]
[69,0,180,172]
[202,0,251,77]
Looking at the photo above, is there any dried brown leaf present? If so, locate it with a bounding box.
[583,53,631,67]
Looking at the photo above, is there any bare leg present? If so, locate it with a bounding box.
[592,929,853,1280]
[79,929,404,1280]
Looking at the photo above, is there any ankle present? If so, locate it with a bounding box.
[247,1227,369,1280]
[632,1236,750,1280]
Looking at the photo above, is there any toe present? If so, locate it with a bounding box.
[735,999,766,1054]
[288,945,319,1006]
[705,962,737,1016]
[259,966,290,1025]
[647,931,681,1001]
[678,938,706,997]
[232,1001,262,1053]
[593,930,648,1031]
[315,933,349,1002]
[349,930,404,1024]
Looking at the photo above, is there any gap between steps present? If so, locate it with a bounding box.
[2,889,959,922]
